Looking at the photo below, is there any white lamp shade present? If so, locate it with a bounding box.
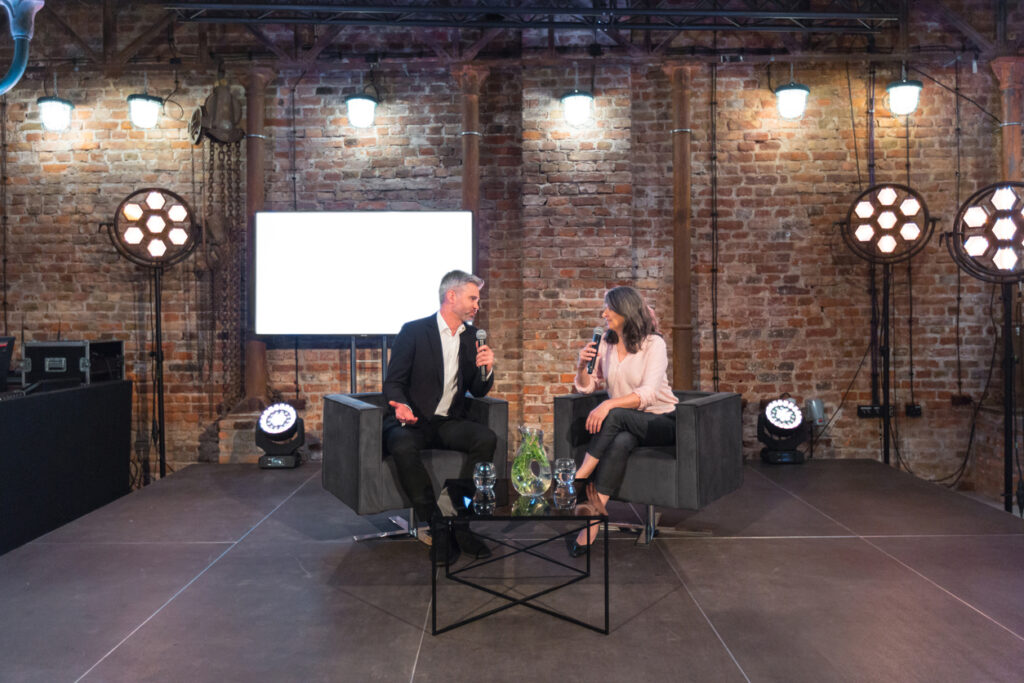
[561,90,594,127]
[775,83,809,120]
[346,94,378,128]
[886,79,923,116]
[128,93,162,129]
[38,96,73,132]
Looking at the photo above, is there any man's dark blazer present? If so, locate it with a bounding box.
[383,314,494,421]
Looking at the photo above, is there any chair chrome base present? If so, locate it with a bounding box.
[352,507,429,542]
[613,504,712,545]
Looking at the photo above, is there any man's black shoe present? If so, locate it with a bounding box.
[430,527,461,567]
[454,528,491,559]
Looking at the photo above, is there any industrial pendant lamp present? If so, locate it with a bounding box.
[561,89,594,126]
[561,52,596,127]
[886,63,923,116]
[347,62,381,128]
[345,93,378,128]
[774,64,809,120]
[38,74,73,132]
[128,73,163,129]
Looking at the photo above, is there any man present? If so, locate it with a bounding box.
[383,270,497,564]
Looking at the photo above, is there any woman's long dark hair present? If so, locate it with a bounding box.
[604,286,659,353]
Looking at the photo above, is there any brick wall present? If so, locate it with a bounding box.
[0,6,1020,504]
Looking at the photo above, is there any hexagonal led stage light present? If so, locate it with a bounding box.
[947,182,1024,284]
[107,188,199,268]
[946,181,1024,514]
[104,188,201,484]
[841,184,934,264]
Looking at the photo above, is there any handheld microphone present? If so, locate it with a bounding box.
[586,326,603,374]
[476,329,488,377]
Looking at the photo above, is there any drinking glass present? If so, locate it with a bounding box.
[554,458,577,490]
[473,461,496,493]
[472,489,496,515]
[553,485,576,510]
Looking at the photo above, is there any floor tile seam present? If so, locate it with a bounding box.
[29,540,238,546]
[648,532,1024,541]
[860,532,1024,539]
[860,536,1024,643]
[750,468,1024,645]
[412,600,429,683]
[654,541,752,683]
[856,534,1024,644]
[746,467,873,535]
[72,469,321,683]
[651,534,857,541]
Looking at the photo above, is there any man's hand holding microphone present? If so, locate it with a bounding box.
[476,329,494,377]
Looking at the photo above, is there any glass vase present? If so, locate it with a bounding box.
[511,425,552,498]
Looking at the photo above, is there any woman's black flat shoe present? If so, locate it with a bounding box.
[565,535,588,558]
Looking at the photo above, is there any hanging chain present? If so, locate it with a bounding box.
[232,139,245,405]
[213,139,245,410]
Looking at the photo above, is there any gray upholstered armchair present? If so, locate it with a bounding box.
[553,390,743,544]
[322,392,508,541]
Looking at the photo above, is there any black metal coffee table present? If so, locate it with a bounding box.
[431,478,609,635]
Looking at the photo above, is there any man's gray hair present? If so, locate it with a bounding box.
[438,270,484,304]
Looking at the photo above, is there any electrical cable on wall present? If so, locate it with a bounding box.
[846,64,863,191]
[1018,280,1024,515]
[710,61,720,392]
[954,57,965,399]
[910,59,1005,409]
[0,95,7,336]
[910,64,1000,124]
[907,259,916,408]
[811,342,871,446]
[904,113,917,412]
[936,286,1000,487]
[866,66,880,408]
[289,71,305,400]
[889,271,910,474]
[290,83,299,211]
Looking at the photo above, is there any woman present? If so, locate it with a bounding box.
[568,286,677,556]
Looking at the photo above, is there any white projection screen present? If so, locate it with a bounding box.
[254,211,473,335]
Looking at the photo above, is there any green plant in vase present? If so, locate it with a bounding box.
[511,426,552,497]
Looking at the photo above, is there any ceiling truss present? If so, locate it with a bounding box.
[24,1,1017,75]
[161,1,901,35]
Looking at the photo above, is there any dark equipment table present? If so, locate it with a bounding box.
[0,380,132,555]
[432,478,608,635]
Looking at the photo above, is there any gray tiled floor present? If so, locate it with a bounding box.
[1,459,1022,682]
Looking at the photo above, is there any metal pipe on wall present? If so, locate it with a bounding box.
[664,64,696,390]
[242,67,275,408]
[991,57,1023,182]
[453,64,489,275]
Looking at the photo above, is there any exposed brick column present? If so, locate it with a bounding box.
[663,63,699,390]
[452,64,490,274]
[242,66,275,409]
[991,57,1024,181]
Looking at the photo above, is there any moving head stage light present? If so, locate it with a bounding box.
[255,402,304,469]
[757,395,810,464]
